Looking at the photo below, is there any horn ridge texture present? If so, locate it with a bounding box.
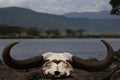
[2,42,43,69]
[72,40,114,72]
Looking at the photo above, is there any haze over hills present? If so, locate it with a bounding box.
[63,11,120,19]
[0,7,120,34]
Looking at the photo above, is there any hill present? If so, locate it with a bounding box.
[63,11,120,19]
[0,7,120,34]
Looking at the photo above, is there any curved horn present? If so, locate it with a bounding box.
[2,42,43,69]
[72,40,114,72]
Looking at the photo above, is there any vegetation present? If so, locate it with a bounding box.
[0,7,120,35]
[110,0,120,15]
[45,28,61,38]
[0,25,120,39]
[0,1,120,39]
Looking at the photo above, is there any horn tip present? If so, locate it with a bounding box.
[15,41,19,44]
[8,41,20,46]
[12,41,19,45]
[101,40,107,44]
[101,39,105,42]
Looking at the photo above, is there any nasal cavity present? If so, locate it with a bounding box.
[54,71,60,75]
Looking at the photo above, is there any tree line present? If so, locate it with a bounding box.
[110,0,120,15]
[0,25,120,38]
[0,25,85,38]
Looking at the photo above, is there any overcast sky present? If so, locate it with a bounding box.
[0,0,111,14]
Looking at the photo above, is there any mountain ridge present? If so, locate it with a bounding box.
[0,7,120,34]
[63,11,120,19]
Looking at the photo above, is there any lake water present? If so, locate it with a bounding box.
[0,38,120,60]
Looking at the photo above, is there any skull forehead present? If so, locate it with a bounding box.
[43,52,73,61]
[44,60,69,67]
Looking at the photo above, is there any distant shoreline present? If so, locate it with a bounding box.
[0,34,120,39]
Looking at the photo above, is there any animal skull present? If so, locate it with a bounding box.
[42,52,74,77]
[2,40,114,78]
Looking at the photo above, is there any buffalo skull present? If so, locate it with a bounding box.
[2,40,114,78]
